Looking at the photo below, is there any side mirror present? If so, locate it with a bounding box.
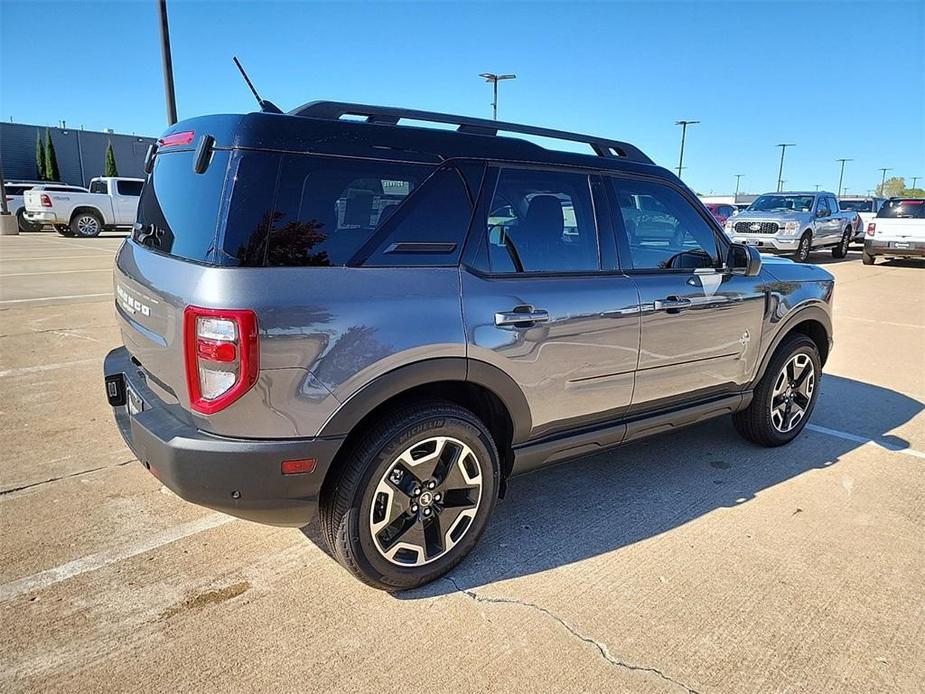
[193,134,215,175]
[143,144,157,175]
[816,208,828,218]
[727,242,761,277]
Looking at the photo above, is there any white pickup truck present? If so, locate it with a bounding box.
[24,176,144,237]
[863,197,925,265]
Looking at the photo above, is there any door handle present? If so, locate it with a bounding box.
[494,307,550,327]
[653,296,692,312]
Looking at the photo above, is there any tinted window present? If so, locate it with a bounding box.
[816,197,829,215]
[4,185,29,196]
[610,178,719,271]
[360,166,474,266]
[89,180,108,194]
[839,199,874,213]
[484,168,599,273]
[877,199,925,219]
[828,196,840,213]
[265,156,433,266]
[719,205,735,217]
[117,180,144,196]
[134,149,231,263]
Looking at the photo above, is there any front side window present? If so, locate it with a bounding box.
[610,178,720,271]
[816,197,830,216]
[483,168,599,273]
[117,180,144,196]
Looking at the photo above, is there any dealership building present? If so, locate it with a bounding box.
[0,122,155,186]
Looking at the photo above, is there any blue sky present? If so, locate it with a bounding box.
[1,1,922,195]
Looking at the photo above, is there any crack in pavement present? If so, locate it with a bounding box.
[444,576,701,694]
[0,459,136,497]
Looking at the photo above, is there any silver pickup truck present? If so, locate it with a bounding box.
[723,191,854,262]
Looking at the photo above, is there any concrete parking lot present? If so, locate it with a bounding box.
[1,231,923,693]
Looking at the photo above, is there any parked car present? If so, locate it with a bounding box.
[103,102,835,590]
[839,196,886,242]
[724,191,854,262]
[704,202,737,224]
[23,176,143,237]
[5,181,86,231]
[863,197,925,264]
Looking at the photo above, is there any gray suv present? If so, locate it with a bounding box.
[104,102,835,590]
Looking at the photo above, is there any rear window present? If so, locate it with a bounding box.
[877,199,925,219]
[839,199,873,212]
[134,149,231,262]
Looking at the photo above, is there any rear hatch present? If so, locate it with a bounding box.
[869,199,925,242]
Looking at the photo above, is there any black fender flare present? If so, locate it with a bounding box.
[318,357,532,443]
[751,303,832,387]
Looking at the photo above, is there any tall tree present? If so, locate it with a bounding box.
[35,131,47,181]
[44,129,60,182]
[104,142,119,177]
[876,176,905,198]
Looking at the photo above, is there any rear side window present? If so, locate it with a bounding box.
[117,180,144,196]
[89,180,108,194]
[266,156,433,266]
[877,199,925,219]
[483,168,600,273]
[134,149,231,262]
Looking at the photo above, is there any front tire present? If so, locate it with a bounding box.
[733,334,821,447]
[831,228,851,258]
[793,232,812,263]
[320,401,500,591]
[70,211,103,238]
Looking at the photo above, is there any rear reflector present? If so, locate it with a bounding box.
[159,130,195,148]
[281,459,316,475]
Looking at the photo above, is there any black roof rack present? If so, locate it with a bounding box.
[289,101,654,165]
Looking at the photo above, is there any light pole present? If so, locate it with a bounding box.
[878,167,891,196]
[478,73,516,120]
[836,158,852,197]
[734,173,744,201]
[814,184,821,191]
[157,0,178,125]
[674,120,699,179]
[776,143,795,192]
[911,176,920,192]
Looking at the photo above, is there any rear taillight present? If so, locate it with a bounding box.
[40,194,52,207]
[866,222,876,236]
[183,306,259,414]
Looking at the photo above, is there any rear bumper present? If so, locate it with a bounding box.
[24,210,60,223]
[865,239,925,258]
[103,347,342,527]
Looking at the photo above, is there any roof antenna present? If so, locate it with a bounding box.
[233,56,283,114]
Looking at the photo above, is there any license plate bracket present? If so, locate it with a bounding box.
[127,384,145,415]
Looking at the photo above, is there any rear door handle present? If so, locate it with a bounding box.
[653,296,692,312]
[494,307,550,327]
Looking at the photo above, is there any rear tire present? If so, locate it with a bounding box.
[70,211,103,238]
[733,334,821,447]
[793,232,812,262]
[831,228,851,258]
[320,400,500,591]
[862,251,875,265]
[16,209,41,232]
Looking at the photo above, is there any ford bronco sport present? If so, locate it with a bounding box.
[104,102,834,590]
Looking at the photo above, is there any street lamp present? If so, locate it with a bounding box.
[910,176,920,192]
[674,120,700,179]
[836,158,852,197]
[878,167,892,196]
[478,73,516,120]
[734,173,744,201]
[776,144,796,192]
[157,0,178,125]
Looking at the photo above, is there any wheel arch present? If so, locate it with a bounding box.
[69,206,105,223]
[752,305,832,387]
[318,358,531,493]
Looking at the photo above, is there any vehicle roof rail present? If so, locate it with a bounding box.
[289,101,654,164]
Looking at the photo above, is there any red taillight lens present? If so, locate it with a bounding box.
[183,306,259,414]
[866,222,876,236]
[40,194,52,207]
[158,130,195,148]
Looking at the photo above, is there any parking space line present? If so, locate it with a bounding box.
[0,255,115,261]
[0,292,112,305]
[0,359,99,378]
[0,269,112,278]
[0,513,235,603]
[807,424,925,460]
